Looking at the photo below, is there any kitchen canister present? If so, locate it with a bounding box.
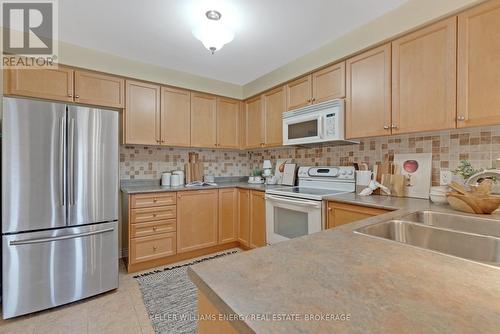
[172,170,185,186]
[161,172,172,186]
[356,171,373,186]
[170,174,182,187]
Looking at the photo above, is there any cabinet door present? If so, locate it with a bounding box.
[263,86,285,147]
[218,188,238,244]
[129,232,176,264]
[177,190,218,253]
[124,80,161,145]
[346,43,392,139]
[217,97,240,149]
[237,188,250,247]
[458,1,500,128]
[327,202,390,229]
[249,190,266,248]
[392,18,456,134]
[312,61,346,104]
[4,66,74,102]
[239,101,247,149]
[286,75,312,111]
[161,86,191,146]
[74,70,125,108]
[245,96,264,149]
[191,92,217,148]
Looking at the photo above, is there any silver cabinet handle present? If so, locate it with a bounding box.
[69,119,75,205]
[391,124,398,129]
[10,228,114,246]
[457,116,466,121]
[59,117,66,206]
[383,125,390,130]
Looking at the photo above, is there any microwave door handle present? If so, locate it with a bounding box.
[318,116,324,139]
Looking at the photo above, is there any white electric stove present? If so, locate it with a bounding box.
[265,166,356,244]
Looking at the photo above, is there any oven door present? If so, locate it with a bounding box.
[265,194,323,245]
[283,113,324,145]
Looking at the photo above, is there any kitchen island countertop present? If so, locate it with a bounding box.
[188,194,500,334]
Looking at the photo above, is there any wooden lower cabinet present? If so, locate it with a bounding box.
[198,290,239,334]
[129,232,176,264]
[218,188,238,244]
[327,202,391,229]
[177,190,219,253]
[249,190,266,248]
[237,189,250,247]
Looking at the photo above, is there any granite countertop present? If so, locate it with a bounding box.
[188,194,500,333]
[120,179,286,194]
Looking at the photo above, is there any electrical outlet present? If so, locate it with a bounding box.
[440,170,452,185]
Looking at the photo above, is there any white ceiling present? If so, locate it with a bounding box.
[59,0,408,85]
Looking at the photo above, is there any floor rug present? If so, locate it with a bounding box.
[134,250,239,334]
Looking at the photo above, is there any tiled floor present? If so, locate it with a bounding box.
[0,250,236,334]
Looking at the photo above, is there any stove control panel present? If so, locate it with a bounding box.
[298,166,355,180]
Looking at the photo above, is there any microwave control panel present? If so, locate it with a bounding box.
[325,113,336,138]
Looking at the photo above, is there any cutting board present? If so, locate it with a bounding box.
[185,162,204,183]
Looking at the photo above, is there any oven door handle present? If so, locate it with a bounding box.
[265,194,322,208]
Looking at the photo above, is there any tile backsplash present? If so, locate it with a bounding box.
[120,146,250,180]
[121,125,500,185]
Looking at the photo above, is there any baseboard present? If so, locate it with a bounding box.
[126,241,241,273]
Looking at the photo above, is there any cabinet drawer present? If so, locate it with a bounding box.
[129,232,176,264]
[130,193,176,208]
[130,220,176,238]
[131,206,176,223]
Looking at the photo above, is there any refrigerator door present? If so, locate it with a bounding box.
[67,106,119,226]
[2,97,67,233]
[2,221,118,319]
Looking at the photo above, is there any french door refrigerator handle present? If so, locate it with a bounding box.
[9,228,115,246]
[68,118,75,205]
[59,116,66,207]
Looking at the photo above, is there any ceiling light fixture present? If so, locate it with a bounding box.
[192,9,234,54]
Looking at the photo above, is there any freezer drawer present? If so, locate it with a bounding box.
[2,221,118,319]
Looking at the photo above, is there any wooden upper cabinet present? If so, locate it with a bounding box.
[217,97,240,149]
[249,190,266,248]
[245,96,264,148]
[161,87,191,147]
[458,1,500,128]
[4,66,74,102]
[392,18,457,134]
[74,70,125,108]
[124,80,161,145]
[346,43,392,139]
[263,86,285,147]
[176,190,218,253]
[237,188,250,247]
[312,61,346,103]
[239,101,247,150]
[218,188,238,244]
[286,75,312,111]
[191,92,217,148]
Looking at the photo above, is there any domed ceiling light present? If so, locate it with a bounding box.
[192,10,234,54]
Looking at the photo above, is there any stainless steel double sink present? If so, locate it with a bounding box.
[355,211,500,267]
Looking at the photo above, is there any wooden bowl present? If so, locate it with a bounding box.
[446,192,500,214]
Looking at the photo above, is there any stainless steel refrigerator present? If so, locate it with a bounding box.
[1,97,119,319]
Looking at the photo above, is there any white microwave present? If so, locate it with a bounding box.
[283,99,351,145]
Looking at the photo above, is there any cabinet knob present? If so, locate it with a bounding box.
[75,95,80,99]
[153,246,157,251]
[312,98,316,102]
[457,116,466,121]
[383,125,390,130]
[153,198,157,203]
[328,207,332,211]
[153,226,157,231]
[153,213,157,217]
[391,124,398,129]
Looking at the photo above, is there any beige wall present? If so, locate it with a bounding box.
[242,0,485,98]
[58,41,244,99]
